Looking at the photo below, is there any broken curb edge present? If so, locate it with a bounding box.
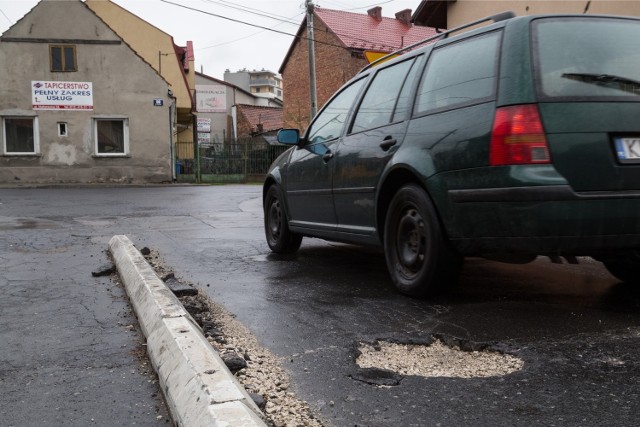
[108,234,267,427]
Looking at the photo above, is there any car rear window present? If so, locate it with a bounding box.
[414,31,501,115]
[533,17,640,100]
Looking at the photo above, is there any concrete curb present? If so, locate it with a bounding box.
[109,235,266,427]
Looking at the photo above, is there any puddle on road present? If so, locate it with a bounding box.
[0,217,59,230]
[74,216,117,227]
[245,253,298,262]
[356,339,524,379]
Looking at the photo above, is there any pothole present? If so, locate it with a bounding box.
[356,338,524,379]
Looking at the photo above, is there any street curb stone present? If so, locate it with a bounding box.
[109,235,266,427]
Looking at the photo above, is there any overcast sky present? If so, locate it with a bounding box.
[0,0,421,79]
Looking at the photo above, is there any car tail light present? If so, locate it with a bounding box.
[489,104,551,166]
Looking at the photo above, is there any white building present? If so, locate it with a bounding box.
[224,69,283,104]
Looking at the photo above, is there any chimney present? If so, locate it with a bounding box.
[184,41,194,71]
[395,9,412,25]
[367,6,382,21]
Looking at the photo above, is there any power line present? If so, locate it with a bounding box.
[159,0,349,51]
[0,7,13,26]
[194,0,303,50]
[162,0,402,52]
[202,0,302,26]
[160,0,299,38]
[198,29,267,50]
[319,0,394,11]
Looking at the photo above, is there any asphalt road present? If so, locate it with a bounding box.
[1,185,639,426]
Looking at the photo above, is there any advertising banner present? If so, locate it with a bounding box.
[32,81,93,110]
[196,85,226,113]
[197,118,212,132]
[198,132,211,144]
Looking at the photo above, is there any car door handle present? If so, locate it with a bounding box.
[322,152,334,162]
[380,138,397,151]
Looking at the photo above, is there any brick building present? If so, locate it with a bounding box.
[279,6,436,129]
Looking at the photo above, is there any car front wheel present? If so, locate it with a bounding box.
[384,184,461,297]
[264,185,302,253]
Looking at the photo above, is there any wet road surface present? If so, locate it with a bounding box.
[1,185,639,426]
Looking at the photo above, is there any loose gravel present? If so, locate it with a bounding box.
[143,250,324,427]
[357,340,524,378]
[182,292,324,427]
[142,248,524,426]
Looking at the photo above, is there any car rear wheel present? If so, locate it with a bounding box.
[264,185,302,253]
[603,251,640,284]
[384,184,461,297]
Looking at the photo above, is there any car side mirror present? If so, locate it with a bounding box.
[277,129,300,145]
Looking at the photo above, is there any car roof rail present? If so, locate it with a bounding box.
[361,11,516,72]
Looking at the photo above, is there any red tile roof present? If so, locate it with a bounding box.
[237,104,283,133]
[314,7,437,52]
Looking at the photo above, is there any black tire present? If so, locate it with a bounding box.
[264,185,302,253]
[603,252,640,284]
[384,184,461,297]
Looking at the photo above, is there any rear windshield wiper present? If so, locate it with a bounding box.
[562,73,640,95]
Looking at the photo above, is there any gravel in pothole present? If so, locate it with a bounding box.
[140,248,523,426]
[356,339,524,378]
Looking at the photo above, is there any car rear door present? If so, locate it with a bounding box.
[332,56,425,238]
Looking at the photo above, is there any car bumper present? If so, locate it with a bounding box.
[447,185,640,256]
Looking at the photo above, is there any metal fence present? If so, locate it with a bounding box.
[175,137,289,183]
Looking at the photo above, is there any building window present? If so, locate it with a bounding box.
[2,117,39,155]
[94,118,129,156]
[50,45,77,72]
[58,122,68,137]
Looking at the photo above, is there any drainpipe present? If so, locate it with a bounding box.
[168,92,177,181]
[192,113,200,183]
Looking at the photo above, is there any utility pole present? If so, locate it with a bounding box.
[306,0,318,118]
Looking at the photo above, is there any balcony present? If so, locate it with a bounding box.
[249,78,279,87]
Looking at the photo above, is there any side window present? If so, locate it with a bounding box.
[414,31,501,115]
[306,78,365,144]
[95,118,129,156]
[50,45,77,72]
[392,55,426,122]
[2,117,39,155]
[351,57,420,133]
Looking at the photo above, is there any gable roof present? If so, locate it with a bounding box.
[279,7,437,73]
[314,8,437,52]
[0,1,39,37]
[85,0,192,108]
[0,0,168,87]
[237,104,283,134]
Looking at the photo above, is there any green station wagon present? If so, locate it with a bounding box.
[263,12,640,296]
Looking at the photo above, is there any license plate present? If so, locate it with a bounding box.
[615,137,640,163]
